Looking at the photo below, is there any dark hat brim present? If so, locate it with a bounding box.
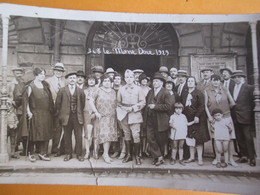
[220,68,232,74]
[65,72,77,79]
[231,73,246,78]
[53,67,65,72]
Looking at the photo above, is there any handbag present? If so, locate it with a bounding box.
[186,137,196,147]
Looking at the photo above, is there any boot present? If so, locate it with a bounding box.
[134,143,141,165]
[122,140,132,163]
[20,140,27,156]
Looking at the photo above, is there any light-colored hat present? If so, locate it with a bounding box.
[133,69,144,74]
[12,67,24,72]
[200,68,213,73]
[124,69,134,77]
[231,70,246,78]
[105,68,116,74]
[159,66,169,74]
[177,70,188,77]
[53,62,65,72]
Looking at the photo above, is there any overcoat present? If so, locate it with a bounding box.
[18,80,54,140]
[230,83,254,125]
[143,88,171,132]
[55,85,85,126]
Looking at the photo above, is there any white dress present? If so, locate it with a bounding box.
[169,113,188,140]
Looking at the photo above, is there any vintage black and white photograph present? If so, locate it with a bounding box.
[0,3,259,194]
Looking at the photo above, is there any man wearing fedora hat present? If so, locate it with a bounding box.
[76,70,86,89]
[159,66,170,79]
[143,72,171,166]
[220,68,235,93]
[46,62,66,156]
[197,68,214,92]
[55,72,85,162]
[230,70,256,166]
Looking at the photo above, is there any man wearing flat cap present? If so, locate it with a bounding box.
[55,72,85,162]
[46,62,66,156]
[197,68,214,92]
[143,72,171,166]
[175,70,188,98]
[117,69,146,165]
[8,67,26,157]
[230,70,256,166]
[92,66,104,87]
[133,69,144,86]
[220,68,235,93]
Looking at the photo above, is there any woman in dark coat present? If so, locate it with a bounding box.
[181,76,210,166]
[19,67,54,162]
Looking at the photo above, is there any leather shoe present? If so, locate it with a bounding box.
[38,154,51,161]
[236,157,248,163]
[64,154,72,161]
[155,158,164,166]
[184,158,195,163]
[54,151,61,157]
[77,155,84,162]
[249,159,256,167]
[152,158,157,165]
[135,156,141,165]
[170,158,176,165]
[122,155,132,163]
[28,153,36,163]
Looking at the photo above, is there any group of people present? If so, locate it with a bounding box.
[6,63,256,167]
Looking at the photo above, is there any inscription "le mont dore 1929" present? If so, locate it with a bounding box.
[87,48,170,56]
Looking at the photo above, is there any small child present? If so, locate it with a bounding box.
[7,98,19,159]
[210,108,233,168]
[169,102,194,165]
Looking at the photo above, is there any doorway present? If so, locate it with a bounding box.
[105,54,160,77]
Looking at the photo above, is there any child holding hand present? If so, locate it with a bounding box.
[210,108,233,168]
[169,102,194,165]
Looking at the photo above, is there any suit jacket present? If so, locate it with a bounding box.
[143,88,171,132]
[196,80,211,92]
[231,83,254,124]
[174,83,187,102]
[222,79,235,94]
[55,85,85,126]
[46,76,66,103]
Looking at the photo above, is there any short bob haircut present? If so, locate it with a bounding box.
[186,76,197,86]
[33,67,46,76]
[113,72,123,79]
[100,74,113,84]
[211,74,221,81]
[85,74,98,87]
[174,102,184,109]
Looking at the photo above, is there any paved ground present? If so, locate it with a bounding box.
[0,169,259,194]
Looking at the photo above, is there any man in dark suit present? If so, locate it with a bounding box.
[230,70,256,166]
[143,72,171,166]
[196,68,214,92]
[174,70,188,98]
[220,68,235,93]
[55,72,85,162]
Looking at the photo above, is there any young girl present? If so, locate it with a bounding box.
[210,108,233,168]
[169,102,194,165]
[7,98,19,159]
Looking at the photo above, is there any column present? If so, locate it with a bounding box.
[250,21,260,166]
[0,15,10,163]
[53,19,61,63]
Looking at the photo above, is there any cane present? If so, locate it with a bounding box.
[25,118,30,161]
[57,126,64,149]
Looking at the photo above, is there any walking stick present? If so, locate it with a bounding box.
[25,118,30,161]
[57,126,64,149]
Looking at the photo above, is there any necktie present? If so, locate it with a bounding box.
[233,84,240,101]
[178,84,182,96]
[58,78,61,89]
[224,81,228,88]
